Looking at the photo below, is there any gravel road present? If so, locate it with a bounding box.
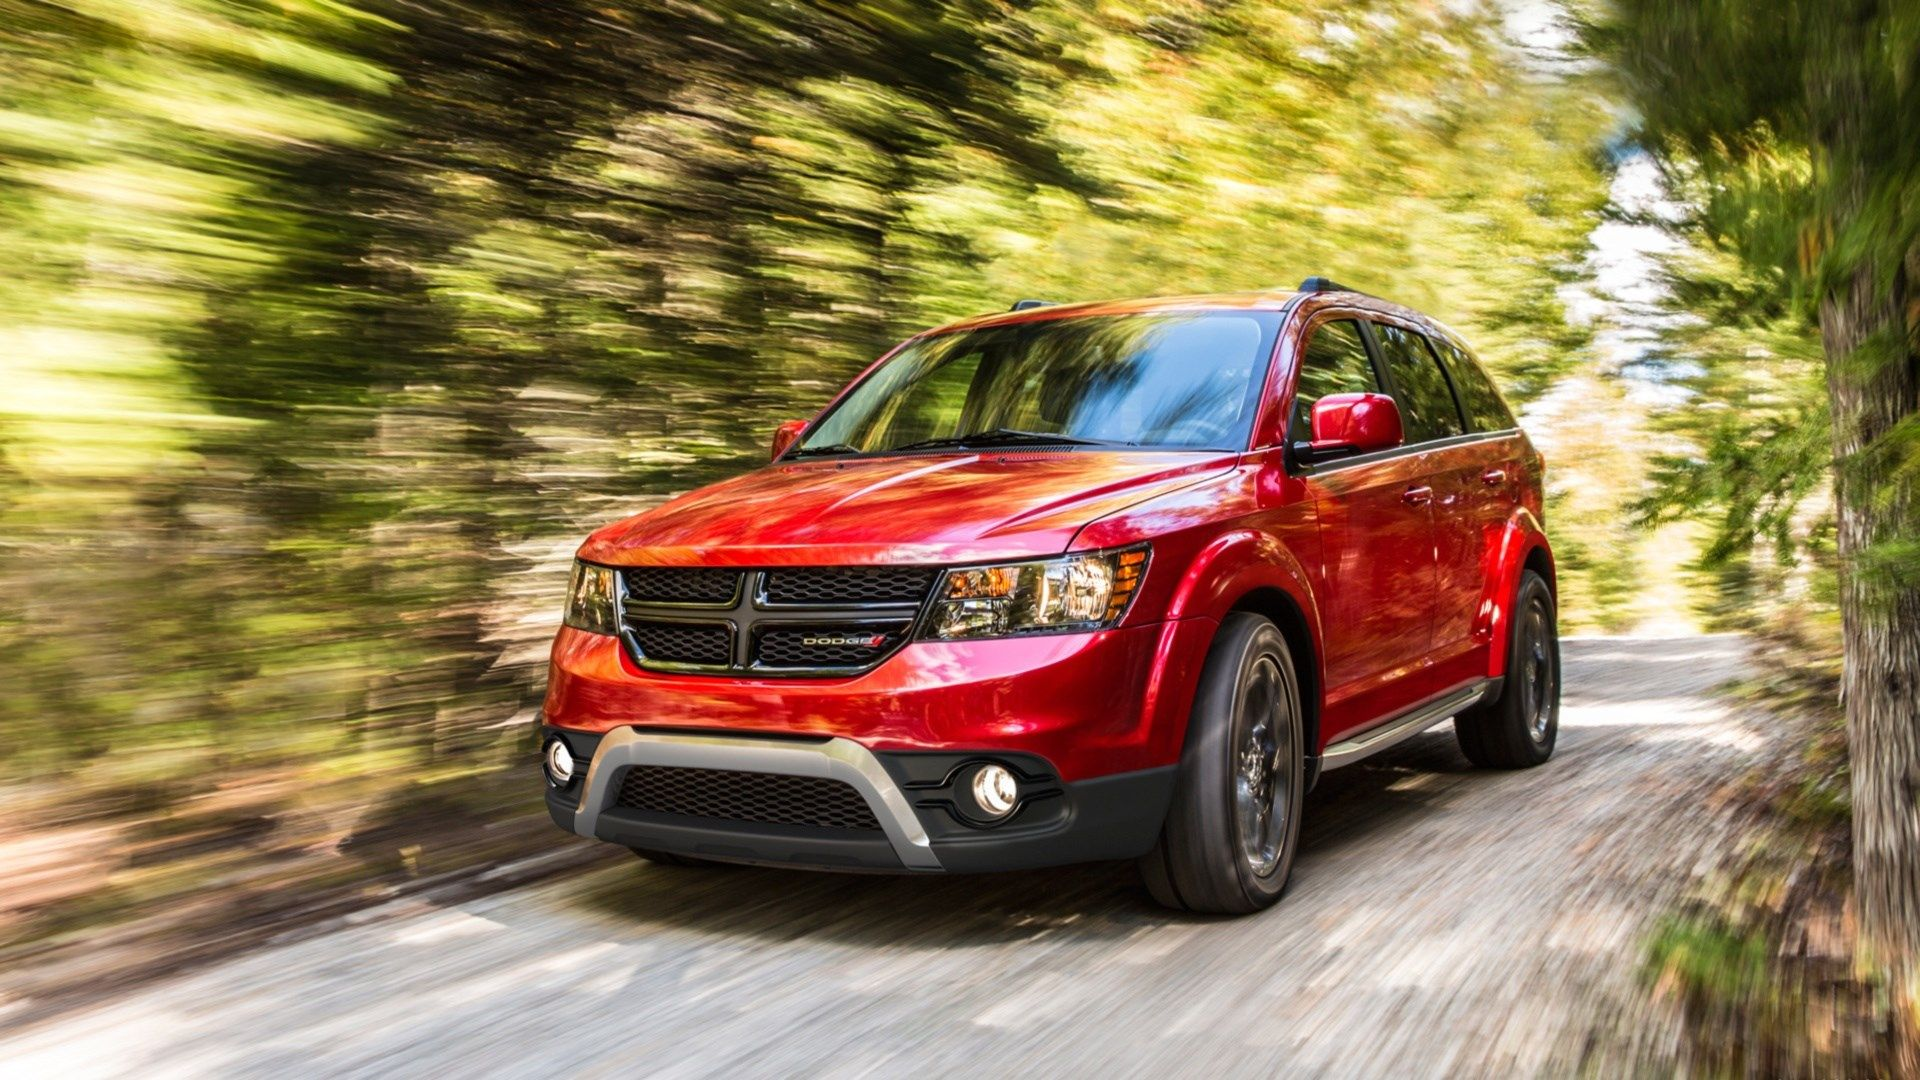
[0,634,1758,1079]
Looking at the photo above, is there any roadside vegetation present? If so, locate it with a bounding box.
[1593,0,1920,1069]
[0,0,1613,1005]
[3,2,1913,1063]
[1640,631,1880,1075]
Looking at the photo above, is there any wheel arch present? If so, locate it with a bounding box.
[1480,508,1555,679]
[1153,529,1328,763]
[1225,587,1322,765]
[1523,544,1556,597]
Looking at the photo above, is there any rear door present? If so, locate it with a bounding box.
[1428,334,1527,677]
[1290,315,1437,740]
[1370,322,1489,681]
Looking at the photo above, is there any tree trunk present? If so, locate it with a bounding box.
[1820,253,1920,1056]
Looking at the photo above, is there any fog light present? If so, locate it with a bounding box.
[969,764,1019,819]
[544,739,575,786]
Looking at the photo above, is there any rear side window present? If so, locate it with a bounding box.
[1288,319,1377,443]
[1373,323,1464,443]
[1431,338,1516,432]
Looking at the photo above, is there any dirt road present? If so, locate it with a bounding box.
[0,635,1758,1078]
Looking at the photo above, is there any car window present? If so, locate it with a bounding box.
[797,312,1281,454]
[1431,337,1516,432]
[867,348,984,448]
[970,314,1267,446]
[1287,319,1377,443]
[1373,323,1464,443]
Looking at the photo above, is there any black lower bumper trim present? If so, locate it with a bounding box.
[924,764,1176,873]
[540,724,1176,874]
[595,808,904,870]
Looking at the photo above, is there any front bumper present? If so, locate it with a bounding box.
[543,617,1217,783]
[542,725,1175,873]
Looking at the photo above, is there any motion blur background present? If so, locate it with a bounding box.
[1,0,1901,1070]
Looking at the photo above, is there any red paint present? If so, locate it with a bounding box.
[544,288,1552,782]
[575,451,1239,568]
[548,620,1213,783]
[769,419,807,461]
[1309,392,1403,455]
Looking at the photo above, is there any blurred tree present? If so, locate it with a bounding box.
[0,0,1613,954]
[1602,0,1920,1055]
[1629,232,1835,633]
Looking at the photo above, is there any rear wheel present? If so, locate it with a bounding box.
[1140,612,1305,914]
[1454,569,1560,768]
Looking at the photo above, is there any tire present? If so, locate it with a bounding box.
[629,847,729,868]
[1454,569,1560,769]
[1139,612,1306,915]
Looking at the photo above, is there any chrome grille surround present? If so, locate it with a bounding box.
[565,728,941,869]
[616,567,938,677]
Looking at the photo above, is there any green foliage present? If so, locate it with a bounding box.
[1598,0,1920,609]
[1598,1,1920,1058]
[0,0,1610,945]
[1626,232,1836,630]
[1647,913,1775,1005]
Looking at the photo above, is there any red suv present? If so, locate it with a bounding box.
[540,278,1559,913]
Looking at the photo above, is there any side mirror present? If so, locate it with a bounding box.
[770,419,808,461]
[1307,392,1403,459]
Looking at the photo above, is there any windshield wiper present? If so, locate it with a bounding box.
[784,442,864,458]
[888,428,1136,453]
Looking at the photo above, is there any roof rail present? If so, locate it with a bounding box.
[1009,299,1058,311]
[1296,276,1356,293]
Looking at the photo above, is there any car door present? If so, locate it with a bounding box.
[1428,333,1527,680]
[1369,321,1482,678]
[1289,315,1438,740]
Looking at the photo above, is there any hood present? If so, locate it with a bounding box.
[578,451,1237,566]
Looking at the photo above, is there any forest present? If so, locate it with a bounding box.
[1,0,1914,1069]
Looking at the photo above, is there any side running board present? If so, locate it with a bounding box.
[1319,680,1495,770]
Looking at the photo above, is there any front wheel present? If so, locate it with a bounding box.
[1139,612,1305,914]
[1454,569,1560,769]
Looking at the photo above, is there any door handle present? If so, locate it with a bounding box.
[1480,468,1507,486]
[1402,484,1433,507]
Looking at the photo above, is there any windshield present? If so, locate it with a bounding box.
[792,311,1281,457]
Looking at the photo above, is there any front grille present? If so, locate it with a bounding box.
[623,567,739,605]
[615,766,881,831]
[616,565,939,677]
[762,567,936,606]
[627,621,731,666]
[756,626,901,668]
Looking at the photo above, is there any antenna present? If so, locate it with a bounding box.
[1009,299,1058,311]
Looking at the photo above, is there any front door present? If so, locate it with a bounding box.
[1288,316,1438,741]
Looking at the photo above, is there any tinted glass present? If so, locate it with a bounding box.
[1432,338,1515,432]
[1287,319,1377,443]
[798,312,1280,454]
[1374,324,1464,443]
[871,349,983,449]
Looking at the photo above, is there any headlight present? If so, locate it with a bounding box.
[923,546,1148,640]
[564,560,620,635]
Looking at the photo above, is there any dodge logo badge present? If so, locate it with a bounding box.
[803,633,889,648]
